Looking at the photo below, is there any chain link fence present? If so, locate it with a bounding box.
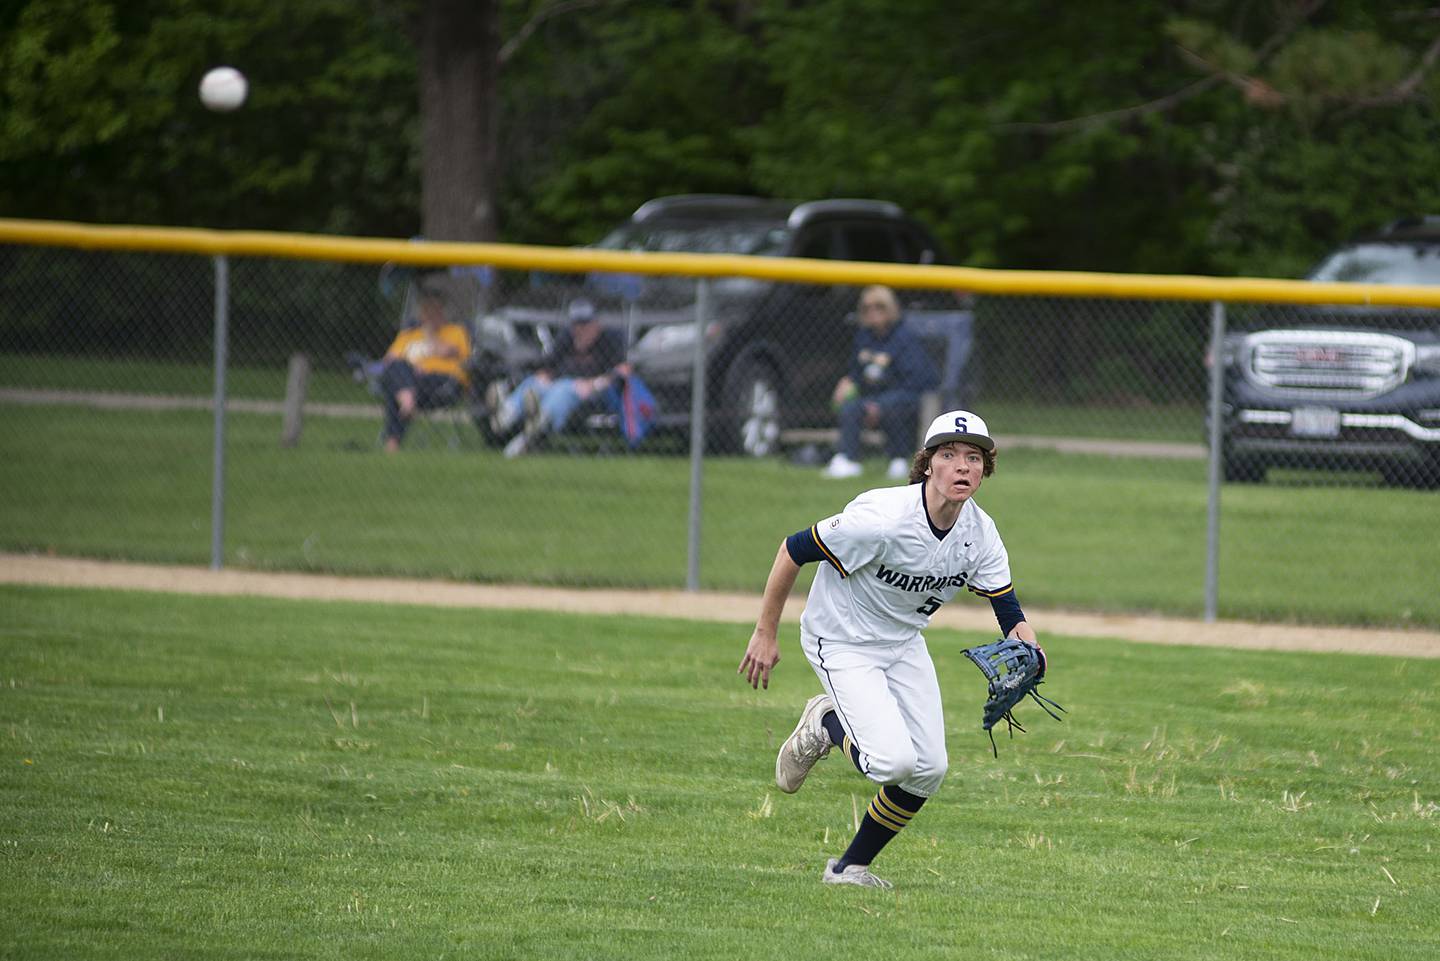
[1,233,1437,629]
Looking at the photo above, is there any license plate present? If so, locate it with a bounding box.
[1291,407,1341,438]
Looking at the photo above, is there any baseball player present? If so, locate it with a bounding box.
[737,409,1038,888]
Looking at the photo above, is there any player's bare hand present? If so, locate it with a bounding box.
[738,630,780,690]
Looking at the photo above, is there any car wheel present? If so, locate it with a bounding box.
[719,355,783,457]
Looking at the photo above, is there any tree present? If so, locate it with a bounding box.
[418,0,500,241]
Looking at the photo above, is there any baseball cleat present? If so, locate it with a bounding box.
[775,693,834,793]
[823,858,892,889]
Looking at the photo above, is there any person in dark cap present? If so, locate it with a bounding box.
[489,298,629,457]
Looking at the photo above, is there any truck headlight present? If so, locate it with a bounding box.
[1414,344,1440,375]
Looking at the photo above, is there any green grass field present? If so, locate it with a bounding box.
[0,353,365,404]
[1,402,1437,628]
[1,585,1436,960]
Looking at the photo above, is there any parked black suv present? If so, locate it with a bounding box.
[1217,217,1440,486]
[472,195,972,455]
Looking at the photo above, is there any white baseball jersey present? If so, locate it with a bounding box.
[800,484,1012,643]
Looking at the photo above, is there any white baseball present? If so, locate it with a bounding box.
[199,66,248,112]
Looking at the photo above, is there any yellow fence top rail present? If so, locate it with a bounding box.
[6,217,1440,308]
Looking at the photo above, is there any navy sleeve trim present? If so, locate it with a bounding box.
[988,589,1026,637]
[785,528,826,567]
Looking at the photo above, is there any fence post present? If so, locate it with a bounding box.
[686,279,711,592]
[1204,299,1226,621]
[280,352,310,448]
[210,255,230,571]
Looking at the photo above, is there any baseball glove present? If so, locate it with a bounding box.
[961,638,1066,756]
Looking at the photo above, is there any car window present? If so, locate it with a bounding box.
[596,221,790,256]
[895,228,938,265]
[1308,242,1440,285]
[840,223,901,263]
[794,225,842,259]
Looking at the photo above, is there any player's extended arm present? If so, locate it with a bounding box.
[987,587,1036,645]
[738,540,801,690]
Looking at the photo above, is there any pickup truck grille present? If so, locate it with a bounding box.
[1243,330,1412,398]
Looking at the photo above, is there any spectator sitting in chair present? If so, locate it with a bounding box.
[822,285,938,481]
[378,288,472,453]
[492,297,629,458]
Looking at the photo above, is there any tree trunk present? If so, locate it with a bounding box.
[419,0,500,242]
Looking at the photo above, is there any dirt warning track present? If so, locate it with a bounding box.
[2,552,1437,659]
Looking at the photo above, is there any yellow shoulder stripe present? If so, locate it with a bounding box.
[811,525,849,578]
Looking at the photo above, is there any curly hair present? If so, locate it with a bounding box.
[908,441,996,485]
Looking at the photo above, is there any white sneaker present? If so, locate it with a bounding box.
[823,858,892,889]
[502,433,528,459]
[487,381,518,434]
[886,457,909,481]
[775,693,834,794]
[821,453,863,479]
[521,388,544,432]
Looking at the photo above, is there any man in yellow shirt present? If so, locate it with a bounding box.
[379,288,472,452]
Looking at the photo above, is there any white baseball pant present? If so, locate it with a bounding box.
[801,631,949,797]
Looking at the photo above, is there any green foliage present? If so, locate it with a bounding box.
[0,0,417,234]
[2,586,1438,959]
[499,0,1440,275]
[1205,106,1440,278]
[1268,29,1408,107]
[1165,18,1258,76]
[501,2,773,244]
[6,0,1440,277]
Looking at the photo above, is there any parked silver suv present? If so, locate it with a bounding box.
[1217,217,1440,486]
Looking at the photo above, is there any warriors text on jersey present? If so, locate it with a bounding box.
[796,484,1013,643]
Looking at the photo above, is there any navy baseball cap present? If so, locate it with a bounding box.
[567,298,597,324]
[923,409,995,451]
